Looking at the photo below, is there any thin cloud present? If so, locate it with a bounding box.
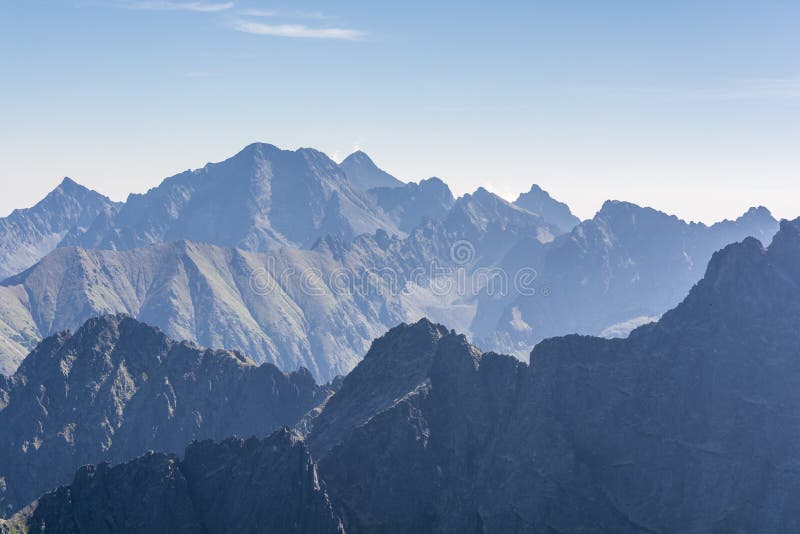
[233,20,365,40]
[238,8,332,20]
[124,1,234,12]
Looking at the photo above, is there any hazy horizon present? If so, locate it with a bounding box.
[0,141,787,226]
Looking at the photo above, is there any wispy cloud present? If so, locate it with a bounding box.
[233,20,365,40]
[123,1,234,12]
[719,77,800,100]
[238,8,332,20]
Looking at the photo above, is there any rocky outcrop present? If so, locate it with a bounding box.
[0,315,334,516]
[3,430,344,534]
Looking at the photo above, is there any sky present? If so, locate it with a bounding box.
[1,0,798,223]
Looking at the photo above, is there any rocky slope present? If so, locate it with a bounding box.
[303,219,800,533]
[65,143,399,252]
[0,178,118,280]
[0,237,461,380]
[339,150,404,191]
[0,315,334,516]
[514,183,581,234]
[1,430,344,534]
[367,177,455,232]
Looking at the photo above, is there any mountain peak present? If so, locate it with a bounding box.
[56,176,82,190]
[514,184,580,234]
[343,149,371,162]
[340,150,403,191]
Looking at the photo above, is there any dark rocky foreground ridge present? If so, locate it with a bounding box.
[1,430,344,534]
[4,219,800,532]
[0,315,335,517]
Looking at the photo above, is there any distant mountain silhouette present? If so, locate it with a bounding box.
[0,177,118,280]
[65,143,399,252]
[340,150,404,191]
[474,201,779,355]
[514,183,581,233]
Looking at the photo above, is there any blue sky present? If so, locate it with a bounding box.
[1,0,798,222]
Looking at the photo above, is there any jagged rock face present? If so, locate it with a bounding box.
[3,431,344,534]
[478,201,779,356]
[65,143,399,252]
[0,315,333,517]
[367,177,455,232]
[310,219,800,532]
[445,188,558,255]
[307,319,449,458]
[0,177,118,281]
[340,151,404,191]
[514,184,581,234]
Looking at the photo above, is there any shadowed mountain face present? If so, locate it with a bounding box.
[339,151,404,191]
[514,183,581,234]
[65,143,399,252]
[0,178,118,280]
[300,219,800,533]
[367,177,455,232]
[2,431,344,534]
[474,201,779,355]
[0,315,334,517]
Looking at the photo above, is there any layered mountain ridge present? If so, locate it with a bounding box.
[4,219,800,531]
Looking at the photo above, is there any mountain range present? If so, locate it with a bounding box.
[61,143,400,252]
[473,200,778,355]
[4,217,800,531]
[0,175,562,380]
[0,144,779,382]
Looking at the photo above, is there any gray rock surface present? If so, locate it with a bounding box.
[0,315,334,517]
